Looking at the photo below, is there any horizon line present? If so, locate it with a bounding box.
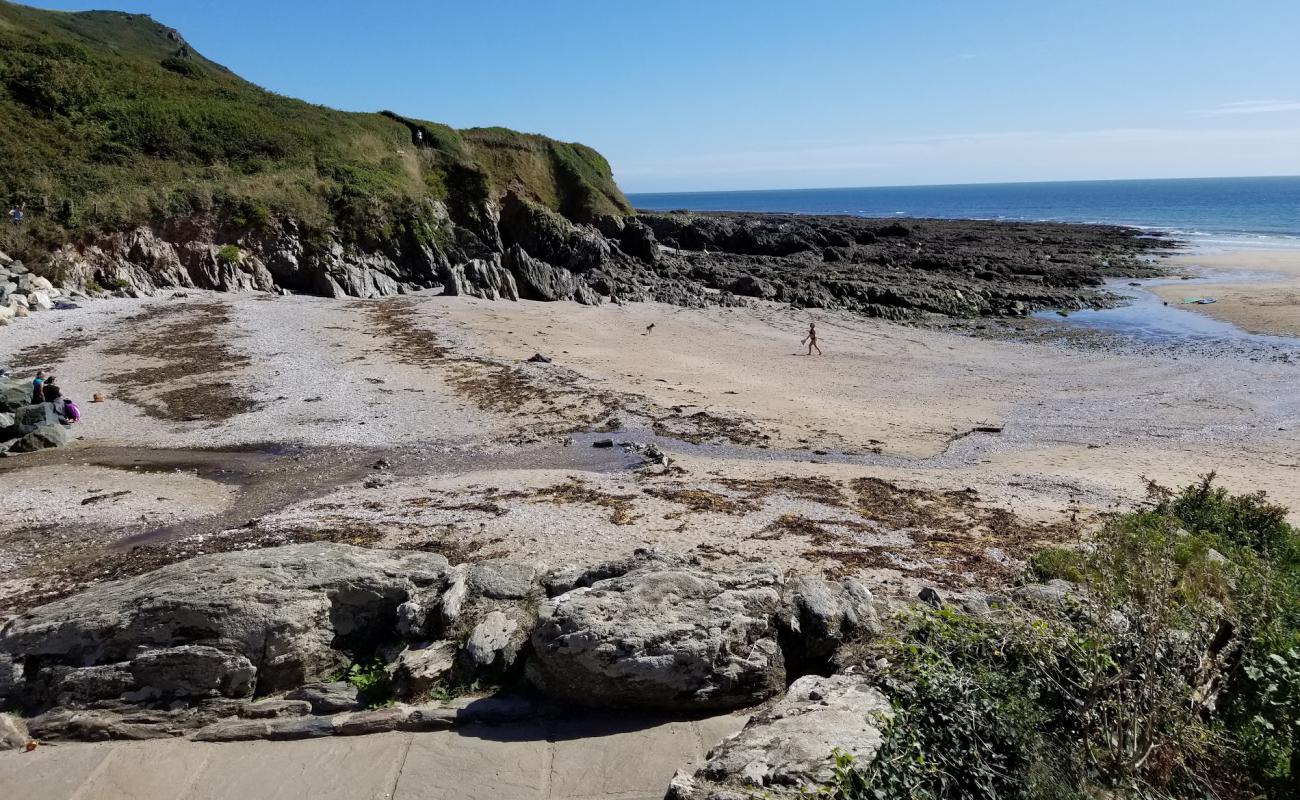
[624,173,1300,196]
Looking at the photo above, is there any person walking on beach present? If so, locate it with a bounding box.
[31,370,45,404]
[802,322,822,356]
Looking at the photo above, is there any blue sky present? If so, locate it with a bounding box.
[26,0,1300,192]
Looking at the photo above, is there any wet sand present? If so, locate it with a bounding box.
[1152,247,1300,337]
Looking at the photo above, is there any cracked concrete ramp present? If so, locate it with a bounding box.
[0,713,748,800]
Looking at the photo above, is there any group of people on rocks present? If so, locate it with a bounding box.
[30,370,80,423]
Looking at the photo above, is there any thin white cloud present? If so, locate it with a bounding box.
[1207,100,1300,115]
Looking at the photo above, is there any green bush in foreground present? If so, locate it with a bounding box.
[822,475,1300,800]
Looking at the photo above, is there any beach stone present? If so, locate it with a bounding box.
[392,642,457,700]
[0,543,452,703]
[16,273,53,293]
[457,611,525,680]
[439,559,544,632]
[286,681,362,714]
[542,550,690,597]
[437,560,545,682]
[1013,579,1079,608]
[0,712,27,750]
[669,674,892,798]
[51,663,135,705]
[26,290,53,311]
[0,654,19,700]
[527,564,786,711]
[730,275,777,299]
[574,281,603,306]
[335,707,405,736]
[193,715,336,742]
[26,708,176,742]
[397,705,457,732]
[618,220,659,263]
[238,699,312,719]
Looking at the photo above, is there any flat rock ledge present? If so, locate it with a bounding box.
[18,693,547,745]
[0,543,882,745]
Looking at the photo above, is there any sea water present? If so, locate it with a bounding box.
[628,175,1300,243]
[629,176,1300,346]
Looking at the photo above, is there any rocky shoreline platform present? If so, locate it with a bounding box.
[0,541,1061,797]
[4,207,1173,329]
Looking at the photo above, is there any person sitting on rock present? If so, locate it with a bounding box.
[31,370,45,405]
[58,397,81,424]
[42,376,61,403]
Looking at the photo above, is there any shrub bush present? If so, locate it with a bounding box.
[822,477,1300,800]
[215,244,240,266]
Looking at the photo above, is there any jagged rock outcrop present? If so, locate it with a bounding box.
[667,674,892,798]
[503,244,578,301]
[17,205,1168,324]
[438,254,519,300]
[527,562,787,711]
[635,212,1170,319]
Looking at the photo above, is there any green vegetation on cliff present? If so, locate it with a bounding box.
[0,0,630,257]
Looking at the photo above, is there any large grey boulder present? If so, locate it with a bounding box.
[527,565,786,711]
[667,674,892,798]
[779,576,880,668]
[0,543,451,705]
[16,273,54,293]
[0,377,33,412]
[1,712,29,750]
[7,421,69,453]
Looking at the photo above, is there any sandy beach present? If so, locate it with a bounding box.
[1153,246,1300,337]
[2,288,1298,617]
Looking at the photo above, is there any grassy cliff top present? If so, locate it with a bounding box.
[0,1,630,254]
